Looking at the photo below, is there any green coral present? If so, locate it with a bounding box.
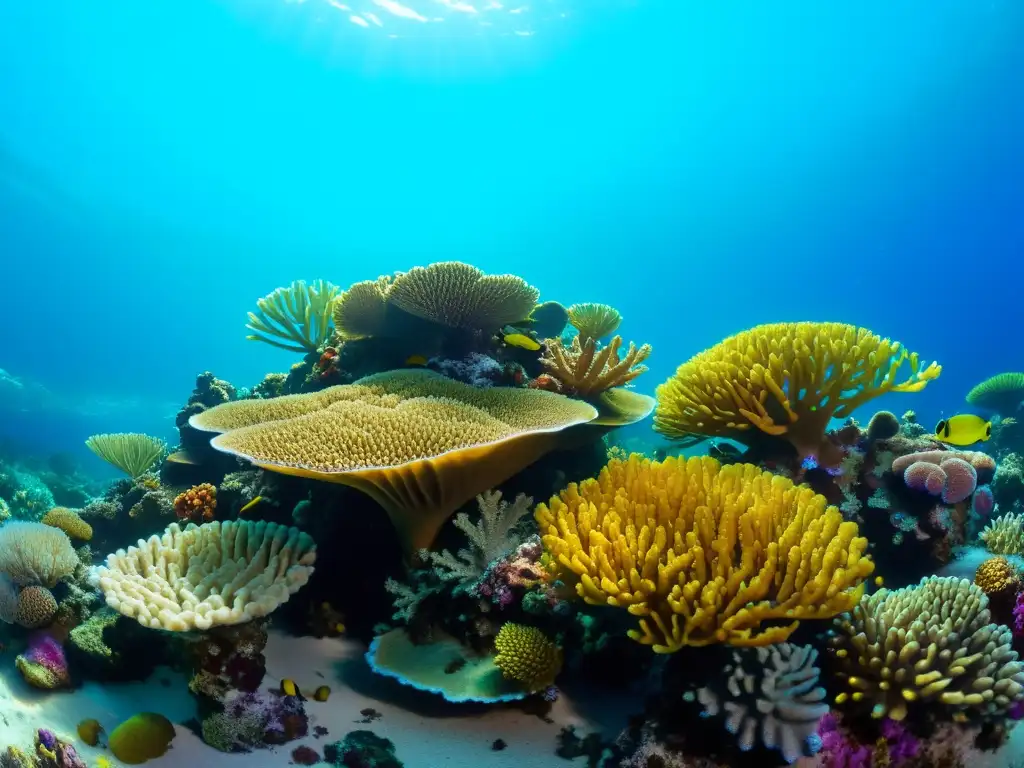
[85,433,166,479]
[246,279,341,353]
[69,607,119,658]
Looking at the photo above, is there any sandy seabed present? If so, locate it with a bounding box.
[0,629,634,768]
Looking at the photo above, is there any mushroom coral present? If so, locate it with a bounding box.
[190,369,598,553]
[653,322,941,466]
[535,454,874,651]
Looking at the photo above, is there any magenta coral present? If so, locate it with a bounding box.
[940,457,977,503]
[16,634,70,689]
[973,485,995,517]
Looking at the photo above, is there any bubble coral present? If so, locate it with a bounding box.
[41,507,93,541]
[653,322,940,465]
[173,483,217,523]
[536,454,874,651]
[245,279,340,353]
[109,713,176,764]
[829,576,1024,721]
[974,556,1020,596]
[493,623,563,693]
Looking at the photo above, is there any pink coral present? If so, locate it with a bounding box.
[904,461,946,495]
[940,457,977,503]
[894,451,980,503]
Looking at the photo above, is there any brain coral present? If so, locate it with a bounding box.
[653,322,940,466]
[15,585,58,629]
[892,450,989,502]
[96,520,317,631]
[190,369,598,552]
[536,454,874,651]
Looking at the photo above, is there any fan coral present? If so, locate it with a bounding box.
[829,576,1024,721]
[245,279,340,353]
[980,512,1024,556]
[653,322,940,465]
[493,623,563,693]
[974,556,1019,596]
[535,454,874,651]
[388,261,539,331]
[566,302,622,343]
[173,483,217,523]
[967,372,1024,416]
[332,276,393,339]
[0,521,78,587]
[190,369,598,553]
[691,643,828,764]
[540,335,651,397]
[41,507,93,541]
[96,520,317,631]
[85,433,166,479]
[16,635,70,689]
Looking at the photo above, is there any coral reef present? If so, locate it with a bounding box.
[15,635,70,689]
[200,689,307,753]
[323,731,404,768]
[173,482,217,523]
[537,454,873,650]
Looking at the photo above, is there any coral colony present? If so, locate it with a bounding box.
[1,261,1024,767]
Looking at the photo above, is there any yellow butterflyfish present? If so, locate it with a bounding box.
[503,332,541,352]
[934,414,991,446]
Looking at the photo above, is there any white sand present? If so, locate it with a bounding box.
[0,630,635,767]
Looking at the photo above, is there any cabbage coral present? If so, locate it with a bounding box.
[535,454,873,651]
[653,322,941,465]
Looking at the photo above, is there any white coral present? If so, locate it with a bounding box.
[0,521,78,587]
[428,490,532,582]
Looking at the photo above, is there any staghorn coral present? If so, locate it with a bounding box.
[653,322,940,465]
[535,454,874,651]
[492,622,562,693]
[0,522,78,587]
[540,334,651,397]
[690,643,828,764]
[190,369,597,553]
[85,433,166,479]
[829,576,1024,721]
[980,512,1024,556]
[332,276,393,339]
[967,372,1024,416]
[245,279,340,353]
[388,261,539,331]
[41,507,93,541]
[96,520,317,631]
[974,556,1019,596]
[173,483,217,523]
[566,302,622,343]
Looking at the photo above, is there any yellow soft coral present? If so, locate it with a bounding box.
[536,454,874,652]
[493,623,563,692]
[41,507,93,541]
[653,322,941,465]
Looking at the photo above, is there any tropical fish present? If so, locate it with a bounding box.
[238,496,262,515]
[313,686,331,702]
[281,679,300,697]
[934,414,991,446]
[503,332,541,352]
[404,354,428,366]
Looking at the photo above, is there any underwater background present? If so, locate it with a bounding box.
[3,0,1023,471]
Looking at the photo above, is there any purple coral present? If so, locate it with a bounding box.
[1014,591,1024,638]
[972,485,995,517]
[34,729,87,768]
[17,634,70,689]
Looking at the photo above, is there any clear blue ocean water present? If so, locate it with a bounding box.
[2,0,1023,474]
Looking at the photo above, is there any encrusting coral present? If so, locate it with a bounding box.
[653,322,941,466]
[540,335,651,397]
[566,302,622,343]
[492,622,563,693]
[535,454,874,651]
[689,643,828,764]
[96,520,317,631]
[245,279,341,353]
[980,512,1024,556]
[41,506,93,541]
[829,576,1024,721]
[967,372,1024,416]
[85,433,166,479]
[189,369,598,552]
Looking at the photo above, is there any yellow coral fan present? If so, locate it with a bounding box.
[967,372,1024,416]
[245,279,341,353]
[541,335,651,398]
[493,623,563,693]
[41,507,93,541]
[829,577,1024,721]
[190,369,598,553]
[980,512,1024,556]
[536,454,873,652]
[388,261,539,331]
[975,556,1020,595]
[332,276,393,339]
[85,433,166,479]
[566,302,622,343]
[653,322,941,464]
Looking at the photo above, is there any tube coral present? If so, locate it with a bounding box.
[535,454,874,651]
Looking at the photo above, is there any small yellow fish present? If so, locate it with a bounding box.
[313,685,331,702]
[281,678,300,697]
[238,496,263,515]
[934,414,991,446]
[405,354,428,366]
[503,332,541,352]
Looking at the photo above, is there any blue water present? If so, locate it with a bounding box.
[2,0,1023,473]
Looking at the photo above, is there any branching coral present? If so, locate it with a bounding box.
[540,335,651,397]
[96,520,317,631]
[653,322,941,465]
[190,369,597,552]
[566,302,622,343]
[980,512,1024,556]
[493,622,562,693]
[85,433,166,479]
[690,643,828,764]
[535,454,874,651]
[829,576,1024,721]
[245,279,341,353]
[967,372,1024,416]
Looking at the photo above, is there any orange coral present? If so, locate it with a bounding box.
[173,484,217,523]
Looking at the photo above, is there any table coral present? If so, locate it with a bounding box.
[653,322,940,467]
[536,454,874,651]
